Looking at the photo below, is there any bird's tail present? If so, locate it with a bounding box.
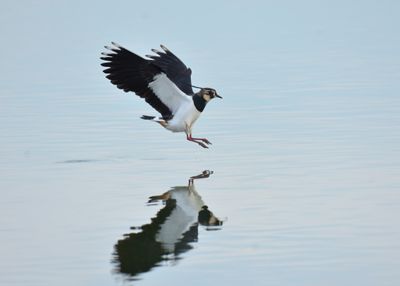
[141,115,156,120]
[141,115,168,128]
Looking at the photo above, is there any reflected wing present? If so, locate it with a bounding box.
[146,45,194,95]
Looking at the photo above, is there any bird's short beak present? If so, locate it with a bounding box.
[215,94,223,99]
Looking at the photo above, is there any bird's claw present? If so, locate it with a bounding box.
[201,138,212,145]
[197,141,209,148]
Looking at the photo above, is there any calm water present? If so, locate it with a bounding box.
[1,1,400,285]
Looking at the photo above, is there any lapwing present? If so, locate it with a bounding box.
[101,43,222,148]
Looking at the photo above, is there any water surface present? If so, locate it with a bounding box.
[1,1,400,285]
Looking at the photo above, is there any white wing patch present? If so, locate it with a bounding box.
[148,73,190,114]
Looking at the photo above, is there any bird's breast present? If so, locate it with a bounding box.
[166,101,201,133]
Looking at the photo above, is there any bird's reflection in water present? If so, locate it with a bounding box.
[113,170,223,280]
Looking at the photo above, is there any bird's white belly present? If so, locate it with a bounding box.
[166,102,201,133]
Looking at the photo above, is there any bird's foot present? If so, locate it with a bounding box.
[187,135,211,148]
[196,141,209,148]
[191,137,212,145]
[187,138,209,148]
[201,138,212,145]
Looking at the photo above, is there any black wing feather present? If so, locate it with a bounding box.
[147,45,194,95]
[101,43,172,118]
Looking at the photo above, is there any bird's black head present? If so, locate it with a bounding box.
[199,88,222,102]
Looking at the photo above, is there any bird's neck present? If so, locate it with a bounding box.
[192,93,207,112]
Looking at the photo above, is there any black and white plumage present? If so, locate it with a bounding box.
[101,42,222,148]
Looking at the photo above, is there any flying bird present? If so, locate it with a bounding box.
[101,42,222,148]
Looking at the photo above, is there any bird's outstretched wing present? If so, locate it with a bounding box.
[146,45,194,95]
[101,43,190,119]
